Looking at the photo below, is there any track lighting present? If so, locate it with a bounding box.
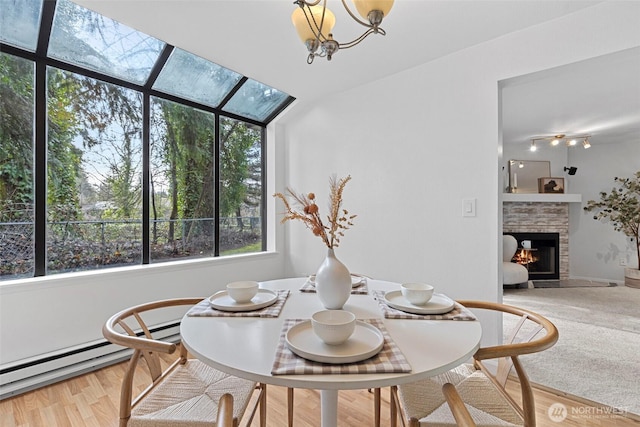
[530,140,537,152]
[564,166,578,175]
[529,134,592,150]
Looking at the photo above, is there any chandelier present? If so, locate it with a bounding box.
[291,0,394,64]
[529,134,591,152]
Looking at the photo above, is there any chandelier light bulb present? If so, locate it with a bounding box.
[291,5,336,43]
[352,0,395,24]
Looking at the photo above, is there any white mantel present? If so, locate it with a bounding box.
[502,193,582,203]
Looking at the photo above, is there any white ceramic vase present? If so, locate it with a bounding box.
[315,248,352,309]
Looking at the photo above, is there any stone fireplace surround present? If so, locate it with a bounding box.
[503,201,569,280]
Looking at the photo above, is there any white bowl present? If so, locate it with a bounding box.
[311,310,356,345]
[401,283,434,305]
[226,281,259,303]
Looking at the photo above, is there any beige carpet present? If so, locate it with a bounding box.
[502,284,640,415]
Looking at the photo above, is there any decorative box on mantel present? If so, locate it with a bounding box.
[502,194,581,281]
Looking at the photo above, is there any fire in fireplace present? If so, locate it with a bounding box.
[506,232,560,280]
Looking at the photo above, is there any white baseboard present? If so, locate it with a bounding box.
[0,325,180,400]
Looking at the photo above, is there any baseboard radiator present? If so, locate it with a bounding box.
[0,323,180,400]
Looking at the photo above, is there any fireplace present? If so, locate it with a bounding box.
[506,232,560,280]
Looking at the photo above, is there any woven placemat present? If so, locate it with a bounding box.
[299,276,369,295]
[372,291,476,320]
[187,290,290,318]
[271,318,411,375]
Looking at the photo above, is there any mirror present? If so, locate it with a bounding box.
[507,160,550,193]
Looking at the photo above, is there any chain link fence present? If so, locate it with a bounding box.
[0,217,261,280]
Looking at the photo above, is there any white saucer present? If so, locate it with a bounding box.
[209,289,278,312]
[286,320,384,364]
[383,291,455,315]
[307,274,366,288]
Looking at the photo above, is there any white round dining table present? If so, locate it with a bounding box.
[180,277,482,427]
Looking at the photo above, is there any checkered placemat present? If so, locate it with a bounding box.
[299,276,369,295]
[187,290,290,318]
[271,318,411,375]
[372,291,476,320]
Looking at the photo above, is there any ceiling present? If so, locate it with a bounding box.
[71,1,639,145]
[502,47,640,146]
[73,0,601,101]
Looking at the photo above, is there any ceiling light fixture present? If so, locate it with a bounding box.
[550,135,564,146]
[530,140,537,152]
[529,134,592,150]
[291,0,394,64]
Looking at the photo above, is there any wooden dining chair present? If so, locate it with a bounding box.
[389,300,558,427]
[217,394,236,427]
[441,383,477,427]
[103,298,267,427]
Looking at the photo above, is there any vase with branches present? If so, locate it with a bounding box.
[584,171,640,287]
[274,175,357,308]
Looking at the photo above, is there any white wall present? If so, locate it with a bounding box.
[569,139,640,280]
[0,255,283,364]
[277,2,640,347]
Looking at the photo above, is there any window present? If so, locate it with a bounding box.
[48,0,165,85]
[0,0,293,281]
[46,68,143,273]
[0,53,35,279]
[149,98,215,262]
[219,117,263,255]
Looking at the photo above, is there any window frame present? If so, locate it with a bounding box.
[0,0,291,279]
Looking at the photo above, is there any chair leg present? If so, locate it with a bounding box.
[390,386,397,427]
[260,383,267,427]
[287,387,294,427]
[374,388,381,427]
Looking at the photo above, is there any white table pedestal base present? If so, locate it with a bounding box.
[320,389,338,427]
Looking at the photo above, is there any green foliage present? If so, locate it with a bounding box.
[220,118,261,218]
[0,53,34,213]
[584,171,640,269]
[154,99,214,243]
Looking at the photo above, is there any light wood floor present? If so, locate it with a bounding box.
[1,351,638,427]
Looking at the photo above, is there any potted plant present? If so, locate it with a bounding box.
[584,171,640,287]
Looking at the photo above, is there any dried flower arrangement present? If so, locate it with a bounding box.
[274,175,357,249]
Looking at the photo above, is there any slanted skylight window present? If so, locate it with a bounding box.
[0,0,43,51]
[223,79,291,122]
[48,0,165,84]
[152,48,243,108]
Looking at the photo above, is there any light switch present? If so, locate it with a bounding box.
[462,198,476,217]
